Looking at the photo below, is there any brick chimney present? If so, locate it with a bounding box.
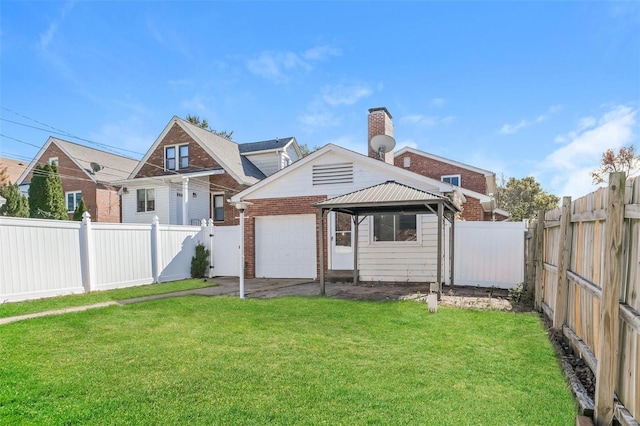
[367,107,394,164]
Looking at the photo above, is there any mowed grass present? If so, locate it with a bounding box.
[0,279,216,319]
[0,296,576,425]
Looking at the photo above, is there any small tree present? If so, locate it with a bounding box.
[72,198,87,221]
[185,114,234,140]
[494,176,559,222]
[0,183,29,217]
[298,144,321,157]
[190,242,210,278]
[28,164,68,220]
[590,145,640,184]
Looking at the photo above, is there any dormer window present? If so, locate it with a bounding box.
[165,144,189,170]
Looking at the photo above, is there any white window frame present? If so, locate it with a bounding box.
[65,191,82,213]
[441,174,461,187]
[212,193,224,222]
[165,144,189,171]
[370,214,421,245]
[403,156,411,168]
[136,188,155,213]
[49,157,59,167]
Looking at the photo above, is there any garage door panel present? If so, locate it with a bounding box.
[255,215,316,279]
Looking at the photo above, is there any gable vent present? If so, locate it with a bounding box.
[312,162,354,185]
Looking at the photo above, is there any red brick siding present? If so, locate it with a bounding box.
[21,143,115,221]
[95,185,121,222]
[242,195,327,279]
[460,195,485,221]
[208,173,249,226]
[135,123,223,178]
[395,152,488,194]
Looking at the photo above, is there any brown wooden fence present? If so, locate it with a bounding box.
[527,173,639,426]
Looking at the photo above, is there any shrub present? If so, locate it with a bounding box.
[190,242,210,278]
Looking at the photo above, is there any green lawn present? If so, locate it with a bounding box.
[0,296,576,425]
[0,279,216,319]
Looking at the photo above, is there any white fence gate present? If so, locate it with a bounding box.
[449,221,526,289]
[0,215,239,303]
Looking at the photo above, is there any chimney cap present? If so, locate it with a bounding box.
[368,106,392,119]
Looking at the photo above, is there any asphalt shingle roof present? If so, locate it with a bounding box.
[238,137,294,154]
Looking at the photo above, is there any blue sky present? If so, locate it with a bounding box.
[1,1,638,198]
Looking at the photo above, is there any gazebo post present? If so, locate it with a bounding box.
[318,207,326,296]
[437,203,444,300]
[449,212,455,287]
[353,214,359,285]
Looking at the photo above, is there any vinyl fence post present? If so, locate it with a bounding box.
[151,216,161,283]
[207,219,215,279]
[81,212,96,292]
[594,172,626,426]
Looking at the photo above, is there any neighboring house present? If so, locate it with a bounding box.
[16,137,138,222]
[0,157,29,195]
[118,116,301,225]
[386,109,507,221]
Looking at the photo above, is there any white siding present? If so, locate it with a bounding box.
[358,215,439,282]
[244,152,279,176]
[122,185,170,224]
[246,151,441,200]
[188,177,210,225]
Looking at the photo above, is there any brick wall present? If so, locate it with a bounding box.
[135,123,222,178]
[242,195,327,278]
[208,173,249,226]
[460,195,485,221]
[367,107,394,164]
[22,143,108,221]
[95,185,121,222]
[395,152,488,194]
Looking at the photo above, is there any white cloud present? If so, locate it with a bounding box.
[396,139,418,150]
[538,105,637,197]
[180,95,207,112]
[323,135,367,155]
[303,45,341,61]
[246,51,310,82]
[431,98,446,108]
[321,84,372,106]
[499,104,562,135]
[298,111,341,130]
[39,1,75,50]
[247,44,339,83]
[400,114,453,127]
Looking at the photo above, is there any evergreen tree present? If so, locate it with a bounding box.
[185,114,234,140]
[72,198,87,221]
[0,183,29,217]
[28,164,68,219]
[0,164,10,188]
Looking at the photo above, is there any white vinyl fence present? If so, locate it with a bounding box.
[0,214,240,303]
[450,221,527,289]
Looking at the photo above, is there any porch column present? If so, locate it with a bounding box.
[182,178,189,225]
[449,212,455,286]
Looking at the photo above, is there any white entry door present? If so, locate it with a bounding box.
[330,212,354,270]
[255,214,317,278]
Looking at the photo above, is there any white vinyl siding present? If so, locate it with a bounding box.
[243,152,280,176]
[358,215,439,283]
[122,186,170,224]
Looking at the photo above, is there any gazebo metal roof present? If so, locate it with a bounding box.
[314,180,459,296]
[314,180,460,215]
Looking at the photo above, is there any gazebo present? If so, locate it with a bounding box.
[315,180,460,296]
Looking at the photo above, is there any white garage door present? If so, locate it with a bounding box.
[255,214,317,279]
